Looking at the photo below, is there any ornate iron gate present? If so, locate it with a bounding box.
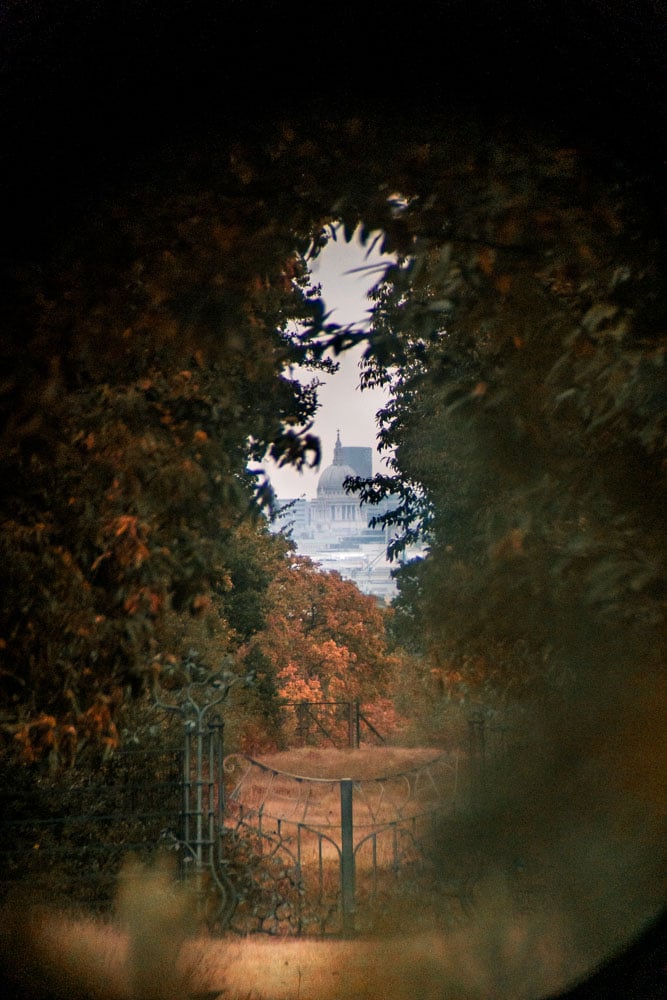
[152,666,235,927]
[220,751,461,935]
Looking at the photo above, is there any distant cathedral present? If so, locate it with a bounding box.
[272,433,400,600]
[309,432,371,536]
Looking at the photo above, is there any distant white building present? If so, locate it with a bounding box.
[309,432,368,536]
[272,433,412,602]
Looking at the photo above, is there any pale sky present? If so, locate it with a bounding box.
[261,233,393,499]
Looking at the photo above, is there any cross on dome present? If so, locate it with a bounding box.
[333,429,343,465]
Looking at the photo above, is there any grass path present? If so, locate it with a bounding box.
[3,902,583,1000]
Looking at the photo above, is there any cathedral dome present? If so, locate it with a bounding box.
[316,430,357,496]
[317,461,357,496]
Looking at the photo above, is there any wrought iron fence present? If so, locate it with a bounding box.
[0,744,182,911]
[0,660,233,917]
[279,700,385,749]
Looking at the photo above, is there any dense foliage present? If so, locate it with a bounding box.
[1,0,664,770]
[0,177,338,761]
[2,116,664,762]
[346,141,665,708]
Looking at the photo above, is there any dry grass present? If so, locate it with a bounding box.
[1,882,589,1000]
[2,852,663,1000]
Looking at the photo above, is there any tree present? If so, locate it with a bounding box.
[348,140,665,708]
[0,176,339,762]
[241,556,401,747]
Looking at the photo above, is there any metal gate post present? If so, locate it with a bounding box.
[208,714,224,821]
[154,664,236,926]
[340,779,355,934]
[182,720,193,847]
[195,717,204,869]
